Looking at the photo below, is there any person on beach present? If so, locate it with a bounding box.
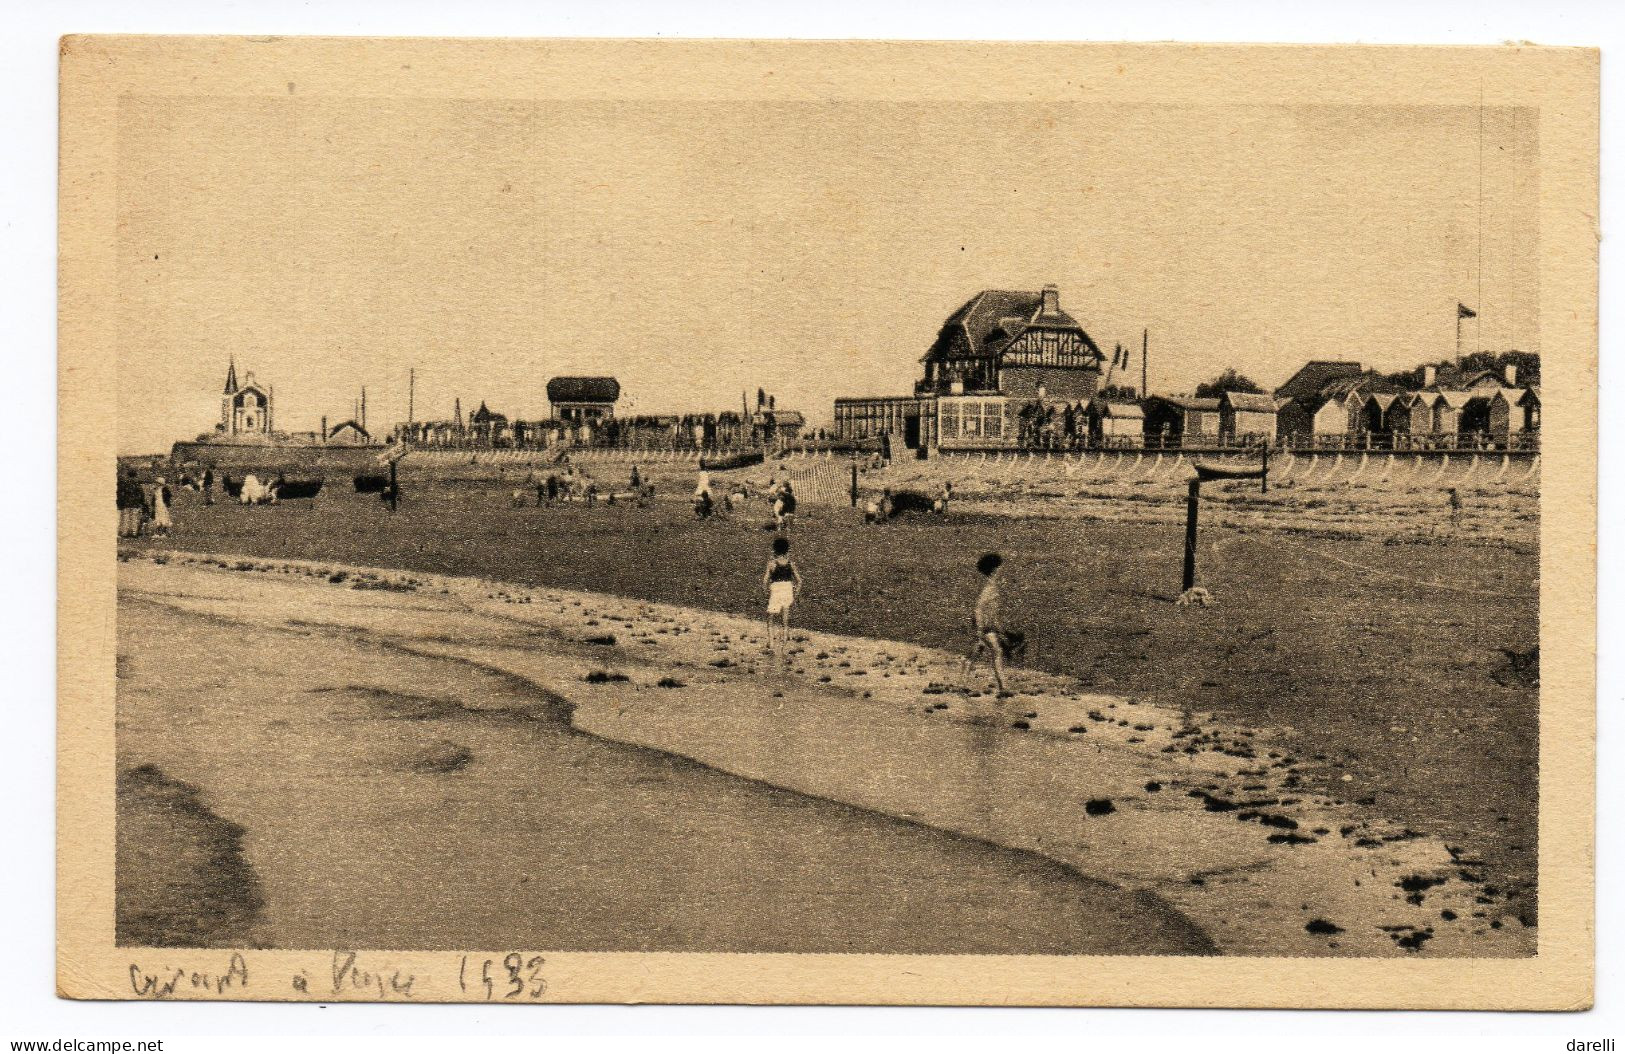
[202,468,215,507]
[117,468,146,538]
[762,535,803,655]
[933,481,954,516]
[1447,487,1463,527]
[965,551,1012,696]
[773,480,797,531]
[150,476,174,536]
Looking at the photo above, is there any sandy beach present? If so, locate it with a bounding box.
[117,551,1534,957]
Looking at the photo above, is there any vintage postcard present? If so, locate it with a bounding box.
[59,37,1597,1007]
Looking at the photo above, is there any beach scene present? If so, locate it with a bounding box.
[110,90,1541,961]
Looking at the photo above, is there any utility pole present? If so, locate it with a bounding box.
[1183,478,1200,592]
[1142,328,1149,398]
[408,368,415,429]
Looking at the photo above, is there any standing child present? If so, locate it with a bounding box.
[150,477,174,536]
[773,480,797,531]
[762,535,804,656]
[965,551,1011,696]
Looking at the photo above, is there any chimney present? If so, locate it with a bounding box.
[1040,284,1060,316]
[1422,365,1437,387]
[1504,363,1518,386]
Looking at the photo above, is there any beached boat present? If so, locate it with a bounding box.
[1193,459,1267,481]
[700,450,765,471]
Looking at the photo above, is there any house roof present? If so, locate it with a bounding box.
[1433,366,1503,390]
[1367,393,1399,411]
[760,410,805,427]
[470,401,507,424]
[1273,360,1362,400]
[1220,391,1278,413]
[1495,387,1528,405]
[223,359,239,395]
[922,288,1103,364]
[1149,395,1221,411]
[1430,389,1477,409]
[1097,401,1145,419]
[327,419,370,439]
[1520,386,1541,404]
[547,376,622,404]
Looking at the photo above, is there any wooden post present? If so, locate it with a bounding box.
[1261,444,1270,494]
[388,459,399,513]
[1183,478,1200,592]
[850,461,859,507]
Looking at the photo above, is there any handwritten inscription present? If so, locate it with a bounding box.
[124,951,547,1001]
[129,953,249,999]
[327,950,416,999]
[459,953,548,1001]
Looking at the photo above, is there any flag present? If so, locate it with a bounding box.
[1458,303,1477,319]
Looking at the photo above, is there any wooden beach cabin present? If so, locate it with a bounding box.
[1089,399,1145,446]
[1142,395,1220,448]
[1519,386,1541,433]
[1217,391,1278,444]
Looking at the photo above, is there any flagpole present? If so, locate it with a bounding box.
[1456,306,1462,368]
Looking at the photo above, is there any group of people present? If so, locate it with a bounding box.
[759,534,1016,694]
[693,472,797,530]
[116,468,173,538]
[863,481,953,524]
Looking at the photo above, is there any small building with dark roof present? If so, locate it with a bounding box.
[1217,391,1278,442]
[1142,395,1220,448]
[547,376,621,424]
[1273,361,1364,402]
[1087,398,1145,446]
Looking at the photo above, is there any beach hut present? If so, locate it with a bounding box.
[1142,395,1220,448]
[1217,391,1278,444]
[1429,390,1474,439]
[1089,399,1145,446]
[1385,392,1433,446]
[1359,392,1398,443]
[1487,388,1528,444]
[1518,386,1542,433]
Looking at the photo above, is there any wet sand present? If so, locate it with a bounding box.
[117,555,1534,957]
[117,572,1211,955]
[126,477,1539,928]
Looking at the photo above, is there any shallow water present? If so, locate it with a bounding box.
[117,584,1212,955]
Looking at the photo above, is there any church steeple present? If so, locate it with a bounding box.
[223,357,239,395]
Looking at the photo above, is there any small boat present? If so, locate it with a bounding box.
[1193,459,1267,481]
[700,449,765,471]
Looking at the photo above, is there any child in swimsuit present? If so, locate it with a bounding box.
[762,535,804,655]
[964,551,1012,695]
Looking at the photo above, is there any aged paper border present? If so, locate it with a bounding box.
[57,36,1598,1008]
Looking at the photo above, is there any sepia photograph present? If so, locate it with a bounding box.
[55,35,1597,1009]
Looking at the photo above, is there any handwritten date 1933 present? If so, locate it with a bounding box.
[459,953,547,1001]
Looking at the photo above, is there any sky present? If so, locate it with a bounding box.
[116,98,1538,454]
